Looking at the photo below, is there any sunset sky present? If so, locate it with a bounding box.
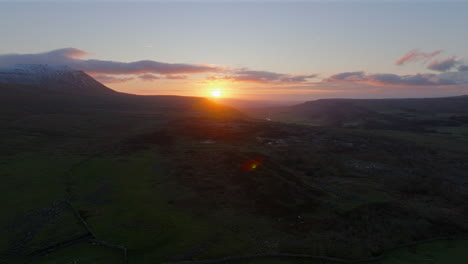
[1,1,468,101]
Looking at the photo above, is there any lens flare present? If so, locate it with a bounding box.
[241,158,264,171]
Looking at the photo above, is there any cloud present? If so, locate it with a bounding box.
[0,48,221,76]
[368,73,456,86]
[165,75,187,80]
[275,82,467,101]
[279,74,318,83]
[139,74,160,81]
[210,70,317,84]
[0,48,86,66]
[327,71,365,81]
[97,73,189,83]
[326,71,458,86]
[92,74,134,84]
[396,49,442,65]
[438,71,468,84]
[0,48,317,85]
[427,56,459,72]
[459,65,468,72]
[2,48,465,92]
[231,70,283,83]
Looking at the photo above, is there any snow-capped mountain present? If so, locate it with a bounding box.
[0,64,116,96]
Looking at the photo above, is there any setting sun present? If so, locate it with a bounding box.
[210,89,223,97]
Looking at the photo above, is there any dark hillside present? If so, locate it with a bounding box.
[245,96,468,132]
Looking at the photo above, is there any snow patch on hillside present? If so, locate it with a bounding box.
[0,64,116,95]
[0,64,79,85]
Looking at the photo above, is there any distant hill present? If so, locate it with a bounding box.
[214,97,300,109]
[246,96,468,131]
[0,64,116,96]
[0,64,240,118]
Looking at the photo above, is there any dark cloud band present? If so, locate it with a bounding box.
[210,70,317,84]
[0,48,220,76]
[326,71,459,86]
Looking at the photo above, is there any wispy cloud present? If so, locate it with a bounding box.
[396,49,464,73]
[396,49,442,65]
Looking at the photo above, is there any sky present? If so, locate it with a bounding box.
[1,1,468,101]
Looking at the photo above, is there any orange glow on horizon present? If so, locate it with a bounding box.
[210,89,223,97]
[203,79,232,98]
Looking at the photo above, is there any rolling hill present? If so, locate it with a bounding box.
[0,64,240,120]
[245,96,468,131]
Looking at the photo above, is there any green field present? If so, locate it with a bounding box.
[221,239,468,264]
[2,93,468,264]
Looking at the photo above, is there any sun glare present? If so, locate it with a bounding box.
[210,89,223,97]
[203,80,231,98]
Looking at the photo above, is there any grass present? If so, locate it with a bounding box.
[66,149,218,263]
[220,239,468,264]
[29,238,468,264]
[0,153,86,259]
[374,239,468,264]
[365,129,468,153]
[432,124,468,137]
[31,242,123,264]
[0,148,218,263]
[2,110,468,263]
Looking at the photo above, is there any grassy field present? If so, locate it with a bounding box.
[367,129,468,153]
[221,238,468,264]
[2,97,468,263]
